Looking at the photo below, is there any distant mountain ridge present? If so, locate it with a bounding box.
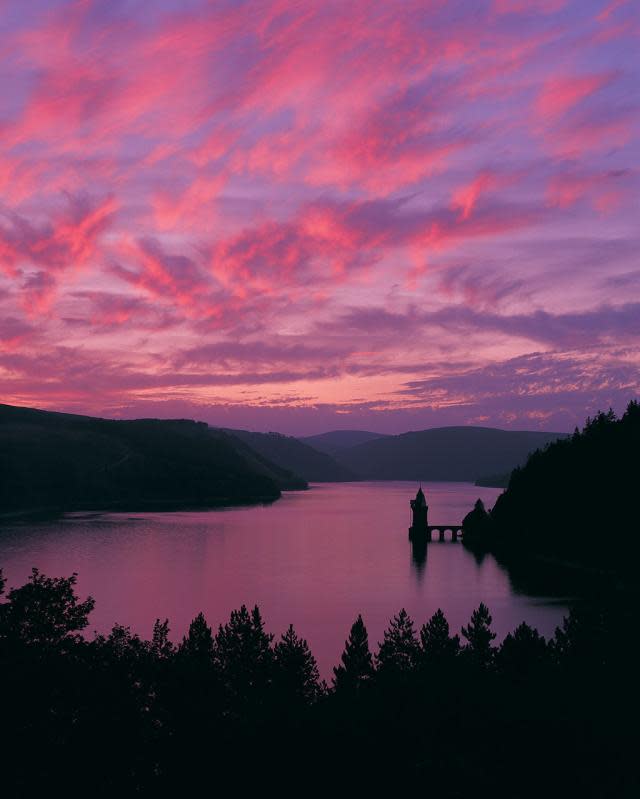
[328,426,566,482]
[299,429,388,455]
[218,428,354,482]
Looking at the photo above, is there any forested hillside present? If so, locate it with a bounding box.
[471,402,639,578]
[221,428,354,482]
[0,404,281,513]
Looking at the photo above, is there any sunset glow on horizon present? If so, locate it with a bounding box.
[1,0,638,435]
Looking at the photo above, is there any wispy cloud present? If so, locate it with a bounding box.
[0,0,637,432]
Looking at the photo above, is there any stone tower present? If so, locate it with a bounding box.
[409,486,428,534]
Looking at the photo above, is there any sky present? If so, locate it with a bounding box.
[0,0,638,435]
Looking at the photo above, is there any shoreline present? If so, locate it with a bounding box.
[0,493,282,524]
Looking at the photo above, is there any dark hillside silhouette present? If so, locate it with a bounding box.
[0,403,282,513]
[475,470,511,487]
[465,401,640,579]
[300,429,389,455]
[212,428,309,489]
[333,426,565,481]
[220,427,355,482]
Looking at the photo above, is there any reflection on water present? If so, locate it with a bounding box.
[410,535,428,578]
[0,481,570,676]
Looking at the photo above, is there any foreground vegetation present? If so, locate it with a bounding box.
[0,569,636,796]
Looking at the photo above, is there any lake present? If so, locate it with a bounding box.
[0,481,570,676]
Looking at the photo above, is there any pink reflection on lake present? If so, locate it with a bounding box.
[0,482,569,676]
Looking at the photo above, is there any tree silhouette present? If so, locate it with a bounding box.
[150,618,173,659]
[0,565,636,796]
[488,400,640,577]
[167,612,221,781]
[497,622,547,676]
[550,606,611,667]
[461,603,496,668]
[94,623,149,664]
[419,608,460,666]
[179,612,214,662]
[214,605,274,705]
[462,498,491,543]
[333,614,374,692]
[92,624,157,742]
[375,608,420,677]
[0,568,94,648]
[273,624,321,704]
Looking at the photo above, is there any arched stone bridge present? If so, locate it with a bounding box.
[409,525,463,542]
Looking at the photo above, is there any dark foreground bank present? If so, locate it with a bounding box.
[0,568,637,797]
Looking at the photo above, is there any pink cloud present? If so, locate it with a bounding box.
[546,168,630,211]
[493,0,566,13]
[0,194,115,275]
[66,291,178,331]
[596,0,629,22]
[210,200,380,296]
[111,237,219,317]
[0,0,637,433]
[0,315,35,349]
[536,73,613,121]
[0,157,40,205]
[451,171,508,220]
[306,83,468,193]
[551,114,632,156]
[153,173,227,231]
[20,270,57,317]
[212,221,319,298]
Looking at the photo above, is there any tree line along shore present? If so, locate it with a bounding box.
[0,567,637,796]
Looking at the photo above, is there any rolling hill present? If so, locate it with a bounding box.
[299,429,388,456]
[332,426,565,482]
[0,404,284,514]
[220,429,355,482]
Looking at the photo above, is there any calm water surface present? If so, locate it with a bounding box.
[0,482,569,676]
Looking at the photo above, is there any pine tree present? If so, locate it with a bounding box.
[497,622,547,676]
[273,624,321,704]
[550,605,610,667]
[179,612,214,662]
[461,603,496,669]
[214,605,274,703]
[333,614,374,693]
[419,608,460,666]
[375,608,420,677]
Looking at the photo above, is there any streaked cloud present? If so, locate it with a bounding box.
[0,0,637,432]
